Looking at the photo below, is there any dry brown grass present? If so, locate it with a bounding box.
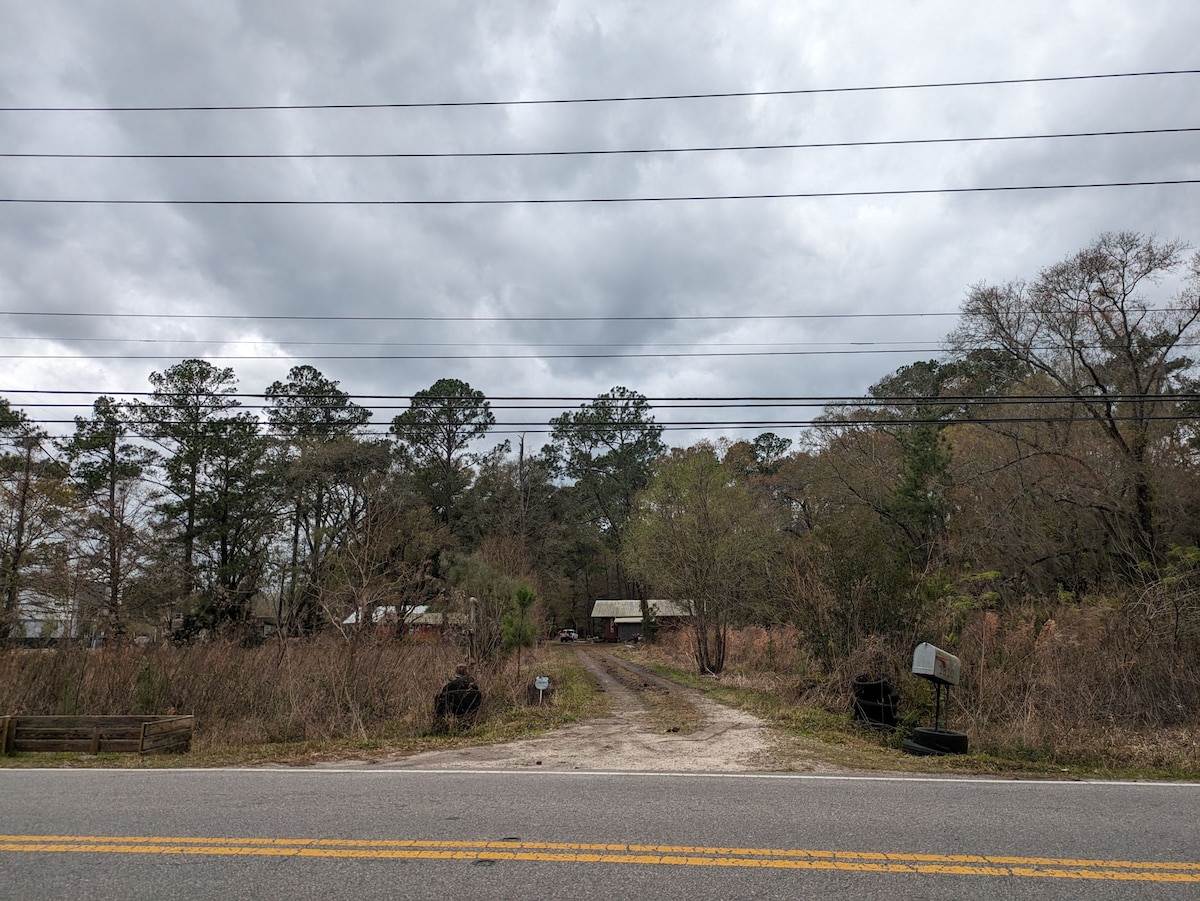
[949,601,1200,772]
[634,613,1199,776]
[0,635,568,753]
[4,608,1195,777]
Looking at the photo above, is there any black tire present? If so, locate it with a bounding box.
[911,727,969,754]
[851,675,898,705]
[852,698,897,728]
[902,739,944,756]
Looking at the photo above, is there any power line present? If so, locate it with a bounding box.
[3,178,1198,205]
[0,336,940,349]
[6,126,1197,159]
[0,310,963,322]
[3,306,1194,324]
[13,390,1199,438]
[3,69,1196,112]
[6,338,1200,357]
[14,412,1200,439]
[0,349,954,361]
[0,347,947,361]
[9,392,1198,409]
[7,336,1200,362]
[6,390,1196,402]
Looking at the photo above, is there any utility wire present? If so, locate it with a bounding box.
[0,340,1195,357]
[6,126,1197,159]
[3,307,1195,323]
[5,390,1196,402]
[3,179,1199,204]
[10,394,1198,411]
[6,333,1200,361]
[3,69,1196,112]
[14,412,1200,439]
[2,349,1199,362]
[16,400,1199,417]
[0,310,962,321]
[0,336,940,349]
[0,349,958,360]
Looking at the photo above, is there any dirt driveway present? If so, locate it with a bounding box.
[386,646,839,773]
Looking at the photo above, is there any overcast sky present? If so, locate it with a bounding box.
[2,1,1198,451]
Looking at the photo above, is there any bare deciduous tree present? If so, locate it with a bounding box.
[949,231,1200,566]
[624,443,784,675]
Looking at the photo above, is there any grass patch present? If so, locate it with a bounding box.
[4,637,1194,780]
[627,654,1199,781]
[597,652,704,734]
[0,645,609,769]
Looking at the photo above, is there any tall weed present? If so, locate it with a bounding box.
[0,636,533,749]
[637,599,1198,772]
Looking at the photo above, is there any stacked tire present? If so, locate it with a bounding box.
[902,726,969,756]
[851,674,899,730]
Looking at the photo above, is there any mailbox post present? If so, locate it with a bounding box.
[904,643,969,755]
[911,642,961,732]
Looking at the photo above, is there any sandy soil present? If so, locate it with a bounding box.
[381,646,839,773]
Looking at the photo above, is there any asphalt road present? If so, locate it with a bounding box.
[2,767,1197,900]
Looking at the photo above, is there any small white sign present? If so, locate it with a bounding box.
[534,676,550,691]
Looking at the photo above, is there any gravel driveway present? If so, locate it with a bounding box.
[384,646,834,773]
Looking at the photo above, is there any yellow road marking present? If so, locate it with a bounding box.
[1,835,1197,883]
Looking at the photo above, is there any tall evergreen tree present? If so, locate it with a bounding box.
[62,396,155,635]
[0,407,69,640]
[390,378,494,527]
[549,386,665,594]
[134,359,242,596]
[265,365,373,632]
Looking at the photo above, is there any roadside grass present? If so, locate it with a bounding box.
[621,650,1200,781]
[0,649,610,769]
[4,639,1194,780]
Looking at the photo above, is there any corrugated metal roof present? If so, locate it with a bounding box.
[343,604,454,625]
[343,605,400,625]
[590,599,691,619]
[410,611,469,626]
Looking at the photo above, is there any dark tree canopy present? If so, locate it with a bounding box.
[548,386,666,548]
[390,378,495,524]
[265,365,371,440]
[134,359,244,593]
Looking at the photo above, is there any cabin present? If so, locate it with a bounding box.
[590,599,691,642]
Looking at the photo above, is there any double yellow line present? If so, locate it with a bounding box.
[2,835,1198,883]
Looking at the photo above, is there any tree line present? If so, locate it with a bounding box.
[3,232,1199,696]
[0,360,670,647]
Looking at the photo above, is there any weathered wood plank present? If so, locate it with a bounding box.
[0,716,10,754]
[141,716,194,738]
[14,727,144,741]
[11,739,142,753]
[139,734,191,753]
[140,716,193,753]
[2,715,194,754]
[11,715,168,729]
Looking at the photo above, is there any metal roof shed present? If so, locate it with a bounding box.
[590,599,691,642]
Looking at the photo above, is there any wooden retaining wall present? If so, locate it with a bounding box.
[0,715,194,755]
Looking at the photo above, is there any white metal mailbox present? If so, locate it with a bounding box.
[912,642,961,687]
